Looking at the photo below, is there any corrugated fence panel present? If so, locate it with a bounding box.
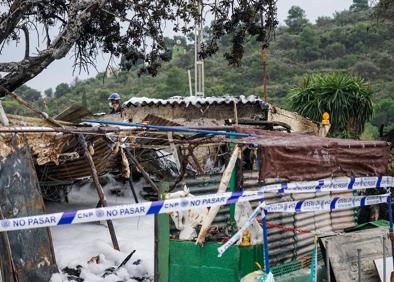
[330,191,356,232]
[171,171,356,266]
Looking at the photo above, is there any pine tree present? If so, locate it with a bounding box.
[350,0,369,11]
[285,6,309,33]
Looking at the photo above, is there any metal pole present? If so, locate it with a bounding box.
[326,241,331,282]
[188,70,193,96]
[357,248,362,282]
[127,178,139,204]
[77,134,120,251]
[261,209,270,273]
[386,191,394,282]
[0,125,238,134]
[384,236,387,282]
[81,119,256,137]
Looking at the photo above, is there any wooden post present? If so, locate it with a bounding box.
[77,134,120,251]
[125,149,160,194]
[233,100,239,125]
[7,90,63,127]
[167,132,181,172]
[0,209,17,282]
[0,100,9,126]
[196,146,240,244]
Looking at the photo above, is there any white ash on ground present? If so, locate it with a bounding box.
[47,177,154,282]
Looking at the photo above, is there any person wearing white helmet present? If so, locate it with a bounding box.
[108,92,122,115]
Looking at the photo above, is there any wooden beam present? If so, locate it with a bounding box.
[125,149,160,194]
[77,134,120,251]
[0,100,9,126]
[196,145,240,244]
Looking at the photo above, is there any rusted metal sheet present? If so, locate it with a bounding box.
[40,135,114,181]
[236,128,390,181]
[0,145,58,282]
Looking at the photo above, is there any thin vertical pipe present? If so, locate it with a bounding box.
[326,241,331,282]
[387,192,394,273]
[383,236,387,282]
[261,205,270,273]
[357,248,362,282]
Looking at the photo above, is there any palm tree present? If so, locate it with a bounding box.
[289,72,373,137]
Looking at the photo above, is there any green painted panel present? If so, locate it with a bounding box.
[157,214,170,282]
[169,240,263,282]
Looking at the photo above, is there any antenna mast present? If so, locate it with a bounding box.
[194,0,205,97]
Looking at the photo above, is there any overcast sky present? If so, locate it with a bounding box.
[0,0,353,92]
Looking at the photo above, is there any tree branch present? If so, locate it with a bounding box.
[0,1,102,96]
[0,0,33,44]
[20,24,29,58]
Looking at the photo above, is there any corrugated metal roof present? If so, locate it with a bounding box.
[124,95,268,108]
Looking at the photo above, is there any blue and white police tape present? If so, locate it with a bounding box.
[265,193,390,213]
[0,188,391,233]
[258,176,393,194]
[217,193,389,256]
[0,190,264,232]
[218,202,265,257]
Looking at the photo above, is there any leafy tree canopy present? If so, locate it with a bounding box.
[14,85,41,102]
[0,0,278,97]
[351,0,369,11]
[285,6,309,33]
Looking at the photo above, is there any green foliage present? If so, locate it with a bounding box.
[351,0,369,11]
[285,6,309,33]
[55,83,70,98]
[82,91,88,108]
[351,61,380,79]
[325,42,346,58]
[360,122,379,140]
[298,25,321,61]
[4,6,393,143]
[289,72,373,137]
[15,85,41,102]
[373,0,394,22]
[371,98,394,129]
[44,88,53,98]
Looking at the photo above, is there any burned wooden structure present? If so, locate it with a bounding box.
[0,144,57,282]
[0,94,392,281]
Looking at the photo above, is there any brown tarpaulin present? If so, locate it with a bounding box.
[236,128,391,181]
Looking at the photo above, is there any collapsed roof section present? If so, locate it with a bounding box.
[0,95,390,184]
